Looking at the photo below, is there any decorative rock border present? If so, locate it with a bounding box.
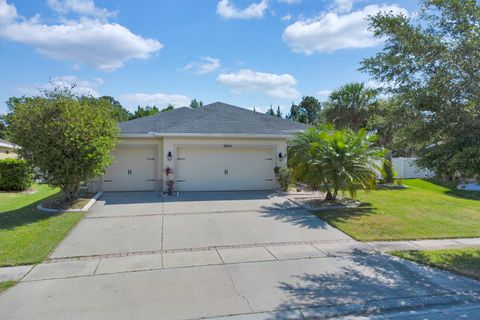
[37,192,103,213]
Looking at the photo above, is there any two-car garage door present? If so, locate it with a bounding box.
[176,147,275,191]
[102,146,275,192]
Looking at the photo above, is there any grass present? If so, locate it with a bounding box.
[0,185,84,267]
[392,248,480,280]
[0,280,17,293]
[315,179,480,241]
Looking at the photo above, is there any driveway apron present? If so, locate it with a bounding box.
[1,191,480,320]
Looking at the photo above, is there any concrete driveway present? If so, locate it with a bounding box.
[1,191,480,319]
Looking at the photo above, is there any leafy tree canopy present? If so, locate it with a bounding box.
[10,88,118,200]
[96,96,131,122]
[189,99,203,108]
[129,105,160,120]
[323,82,379,131]
[360,0,480,178]
[287,96,321,124]
[276,106,282,118]
[266,106,275,116]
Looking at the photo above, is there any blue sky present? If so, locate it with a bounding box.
[0,0,418,114]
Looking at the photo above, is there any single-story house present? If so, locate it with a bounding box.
[0,139,19,160]
[90,102,307,192]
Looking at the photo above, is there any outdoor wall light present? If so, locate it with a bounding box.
[167,151,173,161]
[278,152,284,161]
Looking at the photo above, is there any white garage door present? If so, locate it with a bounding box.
[176,147,275,191]
[103,147,155,192]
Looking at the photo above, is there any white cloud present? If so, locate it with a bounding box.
[47,0,116,19]
[0,1,162,71]
[0,0,16,25]
[278,0,301,4]
[281,14,292,21]
[330,0,354,14]
[17,76,104,97]
[118,93,190,109]
[283,4,408,54]
[216,0,268,19]
[183,56,220,75]
[317,89,332,99]
[0,18,162,71]
[217,69,300,99]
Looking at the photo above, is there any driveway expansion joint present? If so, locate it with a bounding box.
[46,239,357,263]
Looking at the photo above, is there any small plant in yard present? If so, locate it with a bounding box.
[274,166,293,192]
[164,166,175,195]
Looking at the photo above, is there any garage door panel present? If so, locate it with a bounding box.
[176,147,274,191]
[103,147,155,192]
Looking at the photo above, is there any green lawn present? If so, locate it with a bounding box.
[315,179,480,241]
[0,280,17,293]
[392,248,480,280]
[0,185,84,267]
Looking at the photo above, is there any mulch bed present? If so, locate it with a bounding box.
[41,192,95,210]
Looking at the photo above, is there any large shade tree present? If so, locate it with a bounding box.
[10,88,118,200]
[367,98,424,182]
[287,96,321,124]
[360,0,480,179]
[289,126,385,200]
[323,82,379,131]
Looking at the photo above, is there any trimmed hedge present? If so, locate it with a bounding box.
[0,158,33,191]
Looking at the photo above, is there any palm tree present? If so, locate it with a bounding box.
[323,82,379,131]
[289,126,385,200]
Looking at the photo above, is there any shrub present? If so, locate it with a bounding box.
[289,126,385,200]
[381,158,397,184]
[274,166,293,192]
[0,158,33,191]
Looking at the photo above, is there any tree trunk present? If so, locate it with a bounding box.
[325,191,334,201]
[63,180,81,201]
[384,154,395,184]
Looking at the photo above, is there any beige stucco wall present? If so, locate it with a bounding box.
[90,135,288,192]
[0,147,18,160]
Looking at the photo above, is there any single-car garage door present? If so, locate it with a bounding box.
[103,147,156,192]
[176,147,274,191]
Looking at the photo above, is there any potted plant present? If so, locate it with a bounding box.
[164,166,175,195]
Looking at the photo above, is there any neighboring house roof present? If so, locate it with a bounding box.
[0,139,19,149]
[119,102,308,137]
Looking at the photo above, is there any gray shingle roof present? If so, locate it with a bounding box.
[119,102,308,136]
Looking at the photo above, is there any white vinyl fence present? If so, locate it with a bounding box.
[392,157,434,179]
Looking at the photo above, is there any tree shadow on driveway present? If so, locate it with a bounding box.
[271,253,480,317]
[258,205,334,230]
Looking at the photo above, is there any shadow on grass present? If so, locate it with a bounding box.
[0,191,63,231]
[314,202,376,225]
[426,178,480,201]
[393,249,480,281]
[259,205,332,230]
